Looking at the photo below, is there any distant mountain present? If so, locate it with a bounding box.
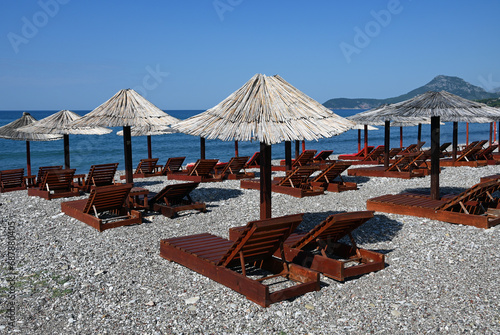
[323,75,500,109]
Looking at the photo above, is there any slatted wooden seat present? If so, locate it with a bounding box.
[159,157,186,175]
[338,146,374,161]
[276,150,317,170]
[160,213,320,307]
[148,182,206,218]
[366,179,500,228]
[120,158,160,179]
[0,168,26,193]
[61,183,142,232]
[214,156,255,180]
[244,152,260,169]
[229,211,384,282]
[310,161,357,192]
[74,163,118,192]
[168,159,220,182]
[25,165,63,188]
[28,169,80,200]
[240,166,324,198]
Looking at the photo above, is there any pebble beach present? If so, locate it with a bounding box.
[1,161,499,334]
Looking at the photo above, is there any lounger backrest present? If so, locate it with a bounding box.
[277,166,317,188]
[218,213,304,267]
[0,168,24,189]
[456,141,484,161]
[87,163,118,187]
[188,159,219,176]
[150,182,199,206]
[313,150,333,161]
[37,166,62,184]
[293,150,317,167]
[311,162,350,183]
[476,144,498,160]
[219,156,249,175]
[245,152,260,167]
[440,142,451,152]
[136,158,159,174]
[363,145,385,161]
[438,179,500,212]
[83,183,133,214]
[289,211,374,249]
[163,157,186,173]
[41,169,76,191]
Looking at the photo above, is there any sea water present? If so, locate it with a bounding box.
[0,110,496,174]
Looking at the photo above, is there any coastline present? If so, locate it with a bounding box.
[0,163,499,334]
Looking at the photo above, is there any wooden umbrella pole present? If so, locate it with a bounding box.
[260,142,272,220]
[364,125,368,157]
[123,126,134,184]
[400,126,403,148]
[466,123,469,145]
[26,140,31,176]
[452,122,458,161]
[418,123,422,146]
[200,137,206,159]
[147,135,152,159]
[234,141,239,157]
[64,134,70,169]
[295,140,300,159]
[384,121,390,169]
[284,141,292,171]
[430,116,440,200]
[490,123,493,145]
[302,140,305,152]
[357,129,361,152]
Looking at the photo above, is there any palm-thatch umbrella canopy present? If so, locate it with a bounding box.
[0,112,62,175]
[71,89,178,183]
[18,110,111,169]
[174,73,356,219]
[361,90,500,199]
[116,124,179,159]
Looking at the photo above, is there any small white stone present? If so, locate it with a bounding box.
[185,296,200,304]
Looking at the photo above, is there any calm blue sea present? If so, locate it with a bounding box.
[0,110,495,174]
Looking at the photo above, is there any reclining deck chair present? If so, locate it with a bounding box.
[148,182,206,218]
[441,140,488,167]
[214,156,255,180]
[475,144,498,163]
[26,165,63,188]
[0,168,26,193]
[244,152,260,169]
[74,163,118,192]
[28,169,80,200]
[240,166,324,198]
[160,213,320,307]
[312,150,334,163]
[120,158,160,179]
[310,161,357,192]
[276,149,317,170]
[367,178,500,228]
[229,211,384,282]
[168,159,220,182]
[61,183,142,232]
[338,146,374,161]
[159,157,186,175]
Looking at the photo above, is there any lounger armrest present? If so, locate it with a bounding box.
[73,174,86,186]
[24,175,36,187]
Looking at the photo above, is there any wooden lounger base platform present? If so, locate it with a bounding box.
[167,175,222,183]
[338,160,381,165]
[226,172,255,180]
[153,202,206,218]
[119,173,160,180]
[240,179,324,198]
[62,200,142,232]
[439,159,487,167]
[28,188,80,200]
[310,181,358,193]
[160,233,320,307]
[347,166,429,179]
[367,193,500,229]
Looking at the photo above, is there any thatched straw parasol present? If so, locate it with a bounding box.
[0,112,62,175]
[18,110,111,169]
[71,89,179,183]
[174,73,356,219]
[361,90,500,199]
[116,124,179,159]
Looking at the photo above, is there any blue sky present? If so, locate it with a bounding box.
[1,0,499,110]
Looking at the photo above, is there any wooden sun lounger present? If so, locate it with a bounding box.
[348,150,431,179]
[168,159,220,182]
[475,144,498,164]
[441,141,488,167]
[159,157,186,175]
[366,178,500,229]
[275,150,317,171]
[74,163,118,192]
[229,211,385,282]
[244,152,260,169]
[25,165,63,188]
[0,168,26,193]
[213,156,255,180]
[338,146,375,161]
[160,213,320,307]
[61,183,142,232]
[310,161,357,192]
[312,150,334,163]
[148,182,206,218]
[241,166,324,198]
[28,169,80,200]
[120,158,161,179]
